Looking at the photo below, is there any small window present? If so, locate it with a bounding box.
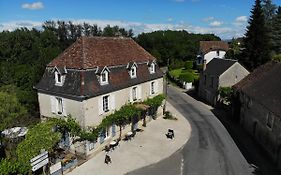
[132,87,137,101]
[102,95,109,112]
[151,82,155,94]
[55,71,63,86]
[100,71,108,85]
[149,63,155,74]
[266,113,274,129]
[130,66,137,78]
[57,97,63,115]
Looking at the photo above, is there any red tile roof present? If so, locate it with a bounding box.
[48,37,156,69]
[199,41,229,55]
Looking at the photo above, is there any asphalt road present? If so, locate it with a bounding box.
[127,86,252,175]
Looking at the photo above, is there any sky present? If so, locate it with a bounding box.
[0,0,281,39]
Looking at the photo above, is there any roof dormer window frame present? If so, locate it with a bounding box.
[149,62,156,74]
[54,66,66,86]
[99,66,110,85]
[128,62,137,79]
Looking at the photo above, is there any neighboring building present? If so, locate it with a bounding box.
[196,41,229,65]
[198,58,249,106]
[233,61,281,169]
[35,36,163,154]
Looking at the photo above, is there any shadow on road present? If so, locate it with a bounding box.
[184,89,280,175]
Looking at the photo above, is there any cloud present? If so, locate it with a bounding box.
[22,2,44,10]
[235,16,247,23]
[167,18,173,22]
[203,16,215,22]
[209,21,223,27]
[0,19,246,39]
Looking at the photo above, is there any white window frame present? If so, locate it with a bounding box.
[100,71,109,85]
[149,63,155,74]
[56,97,63,115]
[130,66,137,78]
[102,95,109,112]
[132,87,137,101]
[55,71,63,86]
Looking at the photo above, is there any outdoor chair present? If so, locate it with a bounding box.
[166,129,174,139]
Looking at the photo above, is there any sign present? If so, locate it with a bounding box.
[30,151,49,172]
[50,162,62,174]
[32,158,49,172]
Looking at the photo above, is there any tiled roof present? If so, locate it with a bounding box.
[36,36,163,100]
[234,61,281,117]
[204,58,237,76]
[200,41,229,55]
[48,37,155,69]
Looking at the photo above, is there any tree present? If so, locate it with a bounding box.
[262,0,277,22]
[272,6,281,54]
[242,0,271,71]
[0,91,27,131]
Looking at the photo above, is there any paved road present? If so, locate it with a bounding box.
[128,86,252,175]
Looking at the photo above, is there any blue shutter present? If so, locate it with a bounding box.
[112,124,116,137]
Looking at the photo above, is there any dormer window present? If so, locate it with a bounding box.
[55,71,63,86]
[149,63,155,74]
[100,71,108,85]
[54,66,67,86]
[130,66,137,78]
[98,66,110,85]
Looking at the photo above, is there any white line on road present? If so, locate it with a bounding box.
[180,156,184,175]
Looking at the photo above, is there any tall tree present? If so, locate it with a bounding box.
[262,0,277,22]
[242,0,271,70]
[272,6,281,54]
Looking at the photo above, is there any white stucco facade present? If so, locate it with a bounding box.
[38,77,164,128]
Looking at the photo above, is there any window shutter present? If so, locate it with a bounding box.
[138,85,142,100]
[111,94,115,110]
[50,96,56,114]
[129,89,133,102]
[62,98,67,116]
[98,97,103,115]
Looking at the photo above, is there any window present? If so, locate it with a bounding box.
[151,82,155,94]
[130,66,137,78]
[57,97,63,115]
[103,95,109,112]
[100,71,108,85]
[149,63,155,74]
[88,141,95,151]
[266,113,274,129]
[55,71,63,86]
[132,87,137,101]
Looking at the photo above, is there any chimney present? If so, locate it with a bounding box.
[203,59,207,71]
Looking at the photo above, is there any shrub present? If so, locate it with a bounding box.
[184,61,193,70]
[178,72,194,83]
[163,111,177,120]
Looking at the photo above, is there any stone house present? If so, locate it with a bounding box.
[233,61,281,170]
[198,58,249,106]
[35,36,163,155]
[196,41,229,66]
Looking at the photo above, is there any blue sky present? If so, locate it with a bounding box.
[0,0,280,39]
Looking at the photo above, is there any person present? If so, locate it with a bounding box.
[105,154,112,164]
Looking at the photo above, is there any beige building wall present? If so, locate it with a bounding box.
[38,77,163,128]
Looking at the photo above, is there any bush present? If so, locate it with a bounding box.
[184,61,193,70]
[163,111,177,120]
[178,72,194,83]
